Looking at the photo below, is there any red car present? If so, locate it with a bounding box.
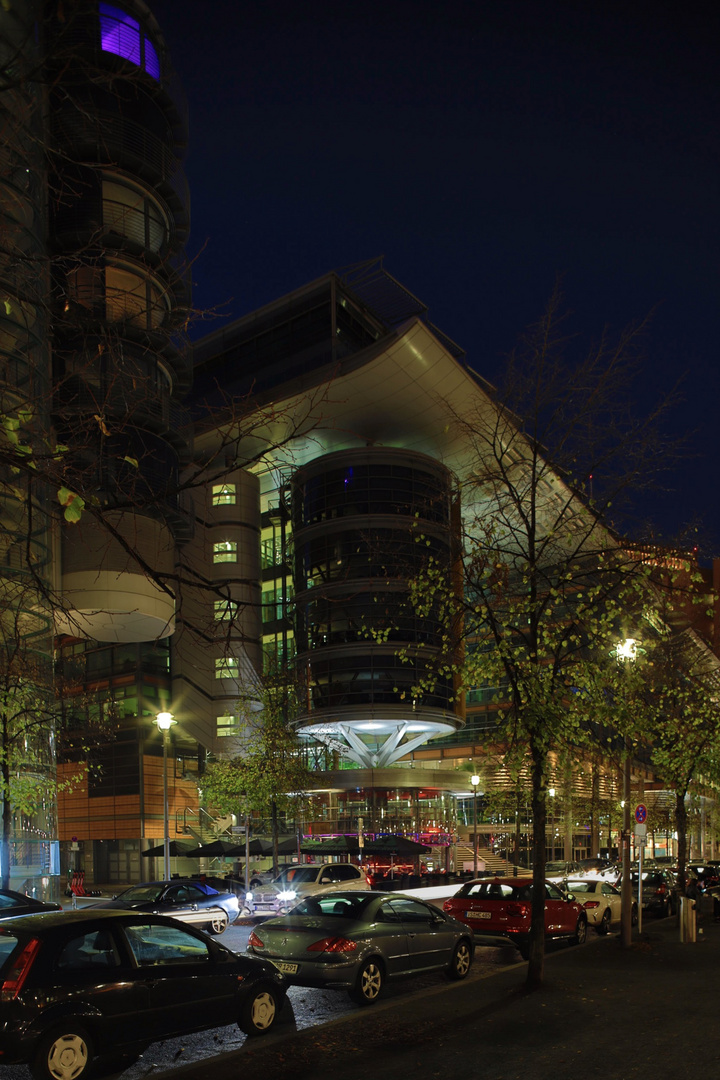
[442,876,587,959]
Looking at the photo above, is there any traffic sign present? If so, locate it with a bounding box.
[635,804,647,824]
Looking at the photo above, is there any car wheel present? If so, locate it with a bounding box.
[238,983,281,1036]
[349,958,384,1005]
[448,939,473,980]
[207,913,229,935]
[571,916,587,946]
[597,908,612,935]
[249,878,263,888]
[32,1024,94,1080]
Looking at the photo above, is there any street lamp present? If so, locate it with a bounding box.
[471,774,481,875]
[616,638,639,948]
[156,711,177,882]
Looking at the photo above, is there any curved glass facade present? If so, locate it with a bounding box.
[292,448,459,733]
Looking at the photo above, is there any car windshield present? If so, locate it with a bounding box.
[564,880,594,894]
[293,893,369,917]
[116,885,166,903]
[545,862,569,873]
[274,867,324,885]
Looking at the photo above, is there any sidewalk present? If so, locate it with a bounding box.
[160,905,720,1080]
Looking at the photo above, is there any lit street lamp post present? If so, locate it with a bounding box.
[156,711,177,882]
[471,774,481,876]
[616,638,638,949]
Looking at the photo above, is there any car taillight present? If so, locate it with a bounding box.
[442,901,452,911]
[1,938,41,1001]
[306,937,358,954]
[655,885,667,896]
[506,903,529,918]
[583,901,601,909]
[248,931,264,948]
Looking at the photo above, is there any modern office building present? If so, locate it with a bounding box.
[1,0,204,891]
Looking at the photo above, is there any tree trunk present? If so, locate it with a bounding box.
[675,790,688,897]
[271,798,279,875]
[527,740,547,989]
[1,755,11,889]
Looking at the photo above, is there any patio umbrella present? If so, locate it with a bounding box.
[364,836,431,855]
[141,840,196,858]
[276,836,303,856]
[301,835,361,856]
[185,839,246,858]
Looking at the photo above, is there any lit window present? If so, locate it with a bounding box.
[212,484,236,506]
[213,541,237,564]
[215,658,239,679]
[99,3,161,81]
[214,599,239,620]
[217,714,239,737]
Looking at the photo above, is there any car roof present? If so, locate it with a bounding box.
[0,909,190,933]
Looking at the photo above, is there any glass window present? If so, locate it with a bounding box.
[123,923,210,965]
[99,4,161,81]
[214,598,239,620]
[102,179,168,253]
[212,484,236,506]
[215,658,238,679]
[56,930,120,970]
[213,541,237,564]
[217,713,239,736]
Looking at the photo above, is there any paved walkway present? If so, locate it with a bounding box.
[158,901,720,1080]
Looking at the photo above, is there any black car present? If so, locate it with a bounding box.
[0,888,61,918]
[632,868,677,916]
[0,910,286,1080]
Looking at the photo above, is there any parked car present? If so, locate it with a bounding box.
[90,879,239,934]
[363,858,428,887]
[564,877,637,933]
[0,909,286,1080]
[545,860,584,883]
[632,868,678,917]
[247,890,473,1004]
[0,888,61,918]
[442,876,587,959]
[246,863,370,916]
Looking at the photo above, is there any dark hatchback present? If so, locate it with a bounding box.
[632,868,678,916]
[0,910,287,1080]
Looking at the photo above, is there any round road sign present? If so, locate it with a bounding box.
[635,804,647,824]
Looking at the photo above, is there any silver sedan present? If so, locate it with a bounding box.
[246,889,474,1005]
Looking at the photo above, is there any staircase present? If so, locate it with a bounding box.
[454,844,520,876]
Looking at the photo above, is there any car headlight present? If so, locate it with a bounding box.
[245,891,253,903]
[277,890,297,903]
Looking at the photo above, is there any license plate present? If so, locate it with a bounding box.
[467,910,492,919]
[274,961,298,974]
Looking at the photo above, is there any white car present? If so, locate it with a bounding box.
[565,877,636,933]
[245,863,370,916]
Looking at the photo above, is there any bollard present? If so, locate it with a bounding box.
[679,895,697,942]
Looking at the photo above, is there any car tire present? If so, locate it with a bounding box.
[348,958,384,1005]
[32,1023,94,1080]
[249,878,263,888]
[597,908,612,935]
[238,982,281,1036]
[207,913,229,935]
[571,916,587,947]
[447,939,473,980]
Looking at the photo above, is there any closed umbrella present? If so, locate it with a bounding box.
[142,840,195,858]
[185,839,246,858]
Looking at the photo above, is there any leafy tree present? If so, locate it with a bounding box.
[200,674,317,875]
[407,292,683,987]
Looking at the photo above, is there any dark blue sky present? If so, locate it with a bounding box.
[151,0,719,555]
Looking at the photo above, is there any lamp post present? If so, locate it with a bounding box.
[156,711,177,882]
[471,774,481,875]
[616,638,638,948]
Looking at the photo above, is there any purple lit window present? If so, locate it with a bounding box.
[99,3,160,81]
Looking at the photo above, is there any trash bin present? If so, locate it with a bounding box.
[679,895,697,942]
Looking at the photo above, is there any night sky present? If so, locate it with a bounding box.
[150,0,719,556]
